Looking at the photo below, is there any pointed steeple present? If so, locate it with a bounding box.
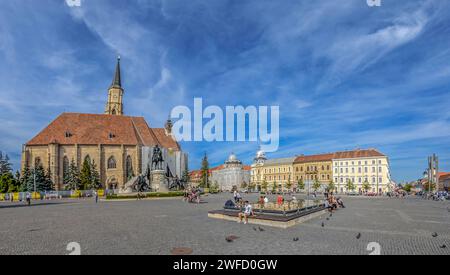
[111,56,122,89]
[105,56,124,116]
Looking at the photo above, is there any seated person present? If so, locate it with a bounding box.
[238,201,253,224]
[336,197,345,208]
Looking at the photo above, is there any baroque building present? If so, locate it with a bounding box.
[250,150,295,191]
[293,153,333,183]
[210,153,251,191]
[250,148,393,194]
[21,58,188,190]
[332,149,392,193]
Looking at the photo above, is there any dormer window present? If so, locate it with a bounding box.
[65,131,72,138]
[109,133,116,139]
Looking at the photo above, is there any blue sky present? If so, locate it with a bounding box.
[0,0,449,182]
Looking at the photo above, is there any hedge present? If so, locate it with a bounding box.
[106,191,184,200]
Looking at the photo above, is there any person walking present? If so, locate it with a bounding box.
[94,191,99,204]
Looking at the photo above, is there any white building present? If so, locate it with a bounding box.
[332,149,393,194]
[210,153,251,191]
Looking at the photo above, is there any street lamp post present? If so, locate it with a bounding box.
[33,166,36,193]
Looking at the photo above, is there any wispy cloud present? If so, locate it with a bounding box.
[0,0,449,182]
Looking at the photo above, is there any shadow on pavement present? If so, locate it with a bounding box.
[0,201,77,209]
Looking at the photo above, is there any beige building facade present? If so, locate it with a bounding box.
[293,154,333,184]
[250,150,295,191]
[332,149,392,194]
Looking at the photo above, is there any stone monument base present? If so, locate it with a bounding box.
[151,170,169,192]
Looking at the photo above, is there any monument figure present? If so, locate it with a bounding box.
[152,145,164,170]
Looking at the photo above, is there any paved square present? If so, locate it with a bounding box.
[0,194,449,255]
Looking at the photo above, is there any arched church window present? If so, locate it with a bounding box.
[35,157,42,168]
[108,156,117,169]
[63,156,69,178]
[84,155,91,164]
[126,156,133,180]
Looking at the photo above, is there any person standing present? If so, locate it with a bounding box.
[26,192,31,207]
[94,191,98,204]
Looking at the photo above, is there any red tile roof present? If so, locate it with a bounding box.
[294,149,386,164]
[333,149,385,159]
[26,113,180,150]
[438,172,450,180]
[294,153,334,164]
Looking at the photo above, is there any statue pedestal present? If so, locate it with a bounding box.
[151,170,168,192]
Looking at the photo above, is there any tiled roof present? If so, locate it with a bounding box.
[26,113,180,150]
[294,153,334,163]
[332,149,385,159]
[438,172,450,180]
[264,157,296,166]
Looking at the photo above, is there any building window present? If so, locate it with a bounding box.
[108,156,117,169]
[372,167,376,173]
[364,167,368,173]
[126,156,133,180]
[379,167,382,173]
[84,155,91,164]
[379,178,383,184]
[34,157,42,168]
[63,156,69,179]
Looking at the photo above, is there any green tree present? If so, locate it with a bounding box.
[403,183,412,193]
[346,179,355,192]
[22,165,53,192]
[210,181,219,193]
[64,159,80,191]
[20,166,31,192]
[286,177,292,191]
[248,181,256,192]
[88,160,102,190]
[327,180,336,193]
[0,151,12,175]
[312,179,321,192]
[262,179,268,192]
[79,158,92,191]
[0,173,14,193]
[362,180,371,193]
[422,181,436,192]
[200,154,210,188]
[297,178,305,191]
[241,181,248,190]
[181,164,191,184]
[272,181,277,193]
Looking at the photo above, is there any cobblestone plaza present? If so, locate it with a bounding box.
[0,194,449,255]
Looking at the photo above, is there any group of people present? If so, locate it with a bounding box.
[324,193,345,212]
[184,188,201,204]
[424,191,448,201]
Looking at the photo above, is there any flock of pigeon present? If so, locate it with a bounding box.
[225,211,448,252]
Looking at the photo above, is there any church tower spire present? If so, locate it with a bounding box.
[105,56,124,116]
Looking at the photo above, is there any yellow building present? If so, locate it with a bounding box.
[293,153,333,184]
[250,150,295,191]
[21,58,183,190]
